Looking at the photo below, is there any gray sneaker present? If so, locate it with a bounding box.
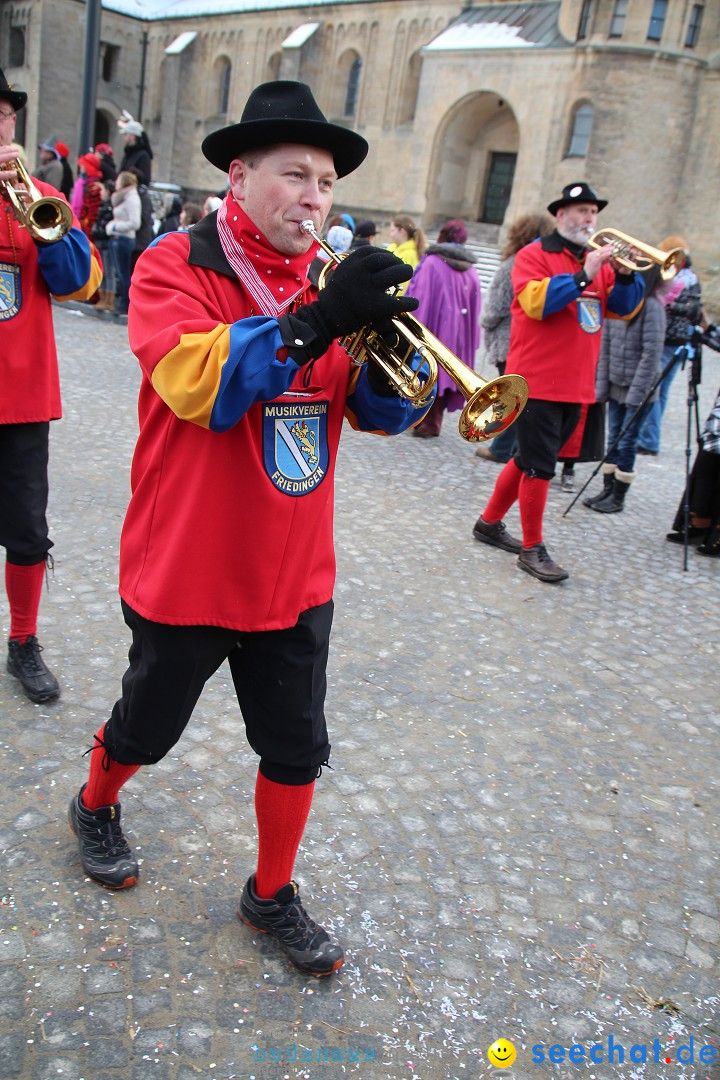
[472,515,522,553]
[560,470,575,493]
[518,543,569,583]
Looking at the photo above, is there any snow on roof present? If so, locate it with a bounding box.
[104,0,359,18]
[426,22,534,51]
[282,22,320,49]
[165,30,197,52]
[425,3,569,53]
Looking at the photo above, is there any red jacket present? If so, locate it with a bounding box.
[119,213,428,631]
[507,232,645,403]
[0,177,103,424]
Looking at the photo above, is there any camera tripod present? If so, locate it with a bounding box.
[563,337,703,570]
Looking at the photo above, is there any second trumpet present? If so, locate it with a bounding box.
[300,220,528,443]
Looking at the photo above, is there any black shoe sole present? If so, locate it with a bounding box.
[68,797,139,890]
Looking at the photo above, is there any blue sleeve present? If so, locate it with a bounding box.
[209,317,303,432]
[347,355,436,434]
[36,227,93,295]
[607,274,645,317]
[542,275,583,317]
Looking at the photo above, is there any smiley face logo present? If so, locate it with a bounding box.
[488,1039,517,1068]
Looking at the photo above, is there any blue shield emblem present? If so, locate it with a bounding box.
[577,296,602,334]
[0,263,21,321]
[263,399,330,496]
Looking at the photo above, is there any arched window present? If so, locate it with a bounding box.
[267,52,281,81]
[577,0,595,40]
[344,57,362,117]
[398,51,422,125]
[213,56,231,116]
[609,0,628,38]
[9,27,25,68]
[566,103,593,157]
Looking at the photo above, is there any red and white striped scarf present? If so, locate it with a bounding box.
[216,195,315,317]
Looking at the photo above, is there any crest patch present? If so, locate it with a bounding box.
[576,296,602,334]
[263,400,330,496]
[0,263,21,320]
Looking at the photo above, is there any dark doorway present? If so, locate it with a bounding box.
[480,152,517,224]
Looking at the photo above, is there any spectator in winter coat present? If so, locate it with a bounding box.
[158,194,183,234]
[54,141,74,199]
[75,152,103,240]
[636,237,703,455]
[35,142,63,189]
[106,169,142,314]
[405,218,483,438]
[127,166,154,269]
[94,142,117,183]
[583,267,666,513]
[118,119,152,186]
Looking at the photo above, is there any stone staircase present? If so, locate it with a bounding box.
[467,239,502,291]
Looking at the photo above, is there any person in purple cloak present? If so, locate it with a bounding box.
[405,219,482,438]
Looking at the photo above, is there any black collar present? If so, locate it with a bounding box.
[542,229,586,261]
[187,211,235,279]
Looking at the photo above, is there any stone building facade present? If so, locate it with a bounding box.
[1,0,718,295]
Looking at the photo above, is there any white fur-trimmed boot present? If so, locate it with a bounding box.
[583,463,616,508]
[589,469,635,513]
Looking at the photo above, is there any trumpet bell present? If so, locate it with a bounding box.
[2,157,72,243]
[25,194,73,243]
[461,374,528,442]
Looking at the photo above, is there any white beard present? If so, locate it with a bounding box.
[557,221,594,247]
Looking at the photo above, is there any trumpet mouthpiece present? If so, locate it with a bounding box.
[300,219,316,236]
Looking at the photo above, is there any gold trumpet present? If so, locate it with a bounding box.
[300,220,528,443]
[1,156,72,243]
[587,228,684,281]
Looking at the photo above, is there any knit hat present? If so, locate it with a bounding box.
[355,220,376,238]
[55,141,70,159]
[326,225,353,254]
[94,142,114,156]
[78,152,102,179]
[122,120,144,137]
[38,141,59,158]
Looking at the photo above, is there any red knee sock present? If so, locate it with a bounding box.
[483,458,523,523]
[82,724,140,810]
[254,771,315,899]
[519,474,551,548]
[6,560,46,641]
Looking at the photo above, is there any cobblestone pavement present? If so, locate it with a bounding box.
[0,305,718,1080]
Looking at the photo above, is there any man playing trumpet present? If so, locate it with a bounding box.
[67,80,431,976]
[472,181,645,582]
[0,68,102,702]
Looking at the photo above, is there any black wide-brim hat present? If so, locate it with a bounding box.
[202,80,368,178]
[547,181,607,216]
[0,67,27,111]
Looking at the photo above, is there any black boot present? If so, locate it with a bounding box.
[589,471,633,514]
[7,636,60,703]
[583,470,615,508]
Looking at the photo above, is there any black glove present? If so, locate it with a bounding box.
[278,246,419,363]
